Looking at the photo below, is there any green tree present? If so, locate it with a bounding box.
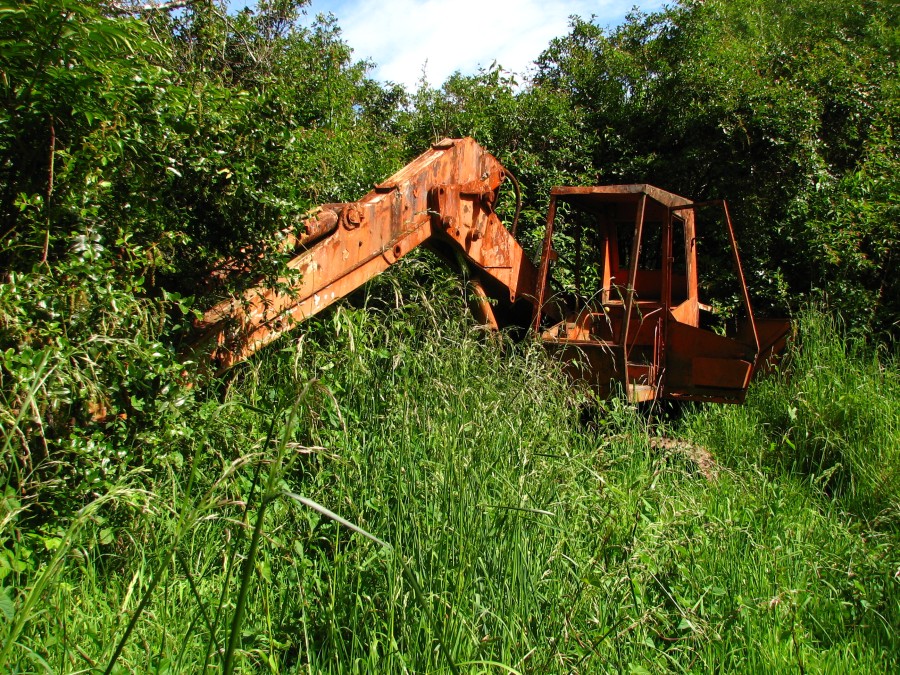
[533,0,899,335]
[0,0,409,512]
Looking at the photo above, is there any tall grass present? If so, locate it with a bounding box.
[684,306,900,525]
[2,264,898,672]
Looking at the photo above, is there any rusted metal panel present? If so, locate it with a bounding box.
[692,357,753,389]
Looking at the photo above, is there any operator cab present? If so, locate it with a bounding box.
[535,185,789,403]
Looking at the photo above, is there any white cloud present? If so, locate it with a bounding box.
[305,0,665,91]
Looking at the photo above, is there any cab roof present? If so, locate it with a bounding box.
[550,184,693,209]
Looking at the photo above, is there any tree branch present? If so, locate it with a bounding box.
[107,0,195,14]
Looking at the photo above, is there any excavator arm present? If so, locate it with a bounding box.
[193,137,539,370]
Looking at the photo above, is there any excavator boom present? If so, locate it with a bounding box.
[195,138,538,370]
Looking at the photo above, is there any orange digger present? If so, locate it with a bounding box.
[193,138,789,403]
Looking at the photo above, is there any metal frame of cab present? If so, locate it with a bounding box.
[533,185,790,403]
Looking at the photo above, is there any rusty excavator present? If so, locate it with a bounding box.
[193,138,790,403]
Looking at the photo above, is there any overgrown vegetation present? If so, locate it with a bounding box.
[2,267,898,671]
[1,0,898,671]
[685,307,900,523]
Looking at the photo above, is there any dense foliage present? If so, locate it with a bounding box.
[535,0,899,331]
[0,0,406,502]
[0,0,897,671]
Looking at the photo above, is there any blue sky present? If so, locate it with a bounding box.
[242,0,668,91]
